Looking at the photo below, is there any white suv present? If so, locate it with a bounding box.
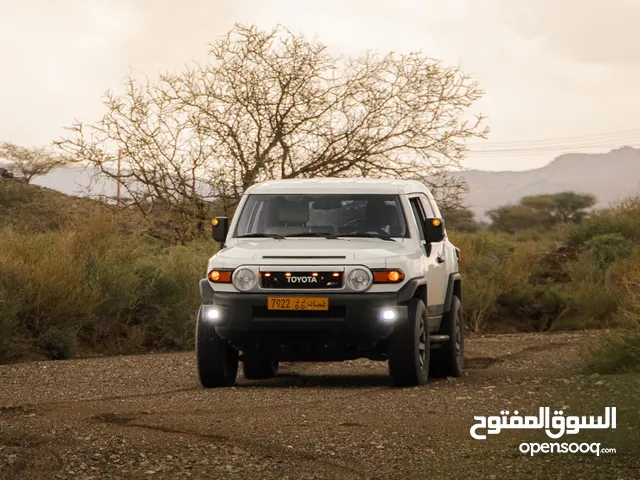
[197,178,464,387]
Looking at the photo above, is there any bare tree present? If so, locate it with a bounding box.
[0,142,69,184]
[58,23,487,242]
[56,76,218,244]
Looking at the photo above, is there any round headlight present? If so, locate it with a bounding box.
[232,268,256,291]
[347,268,372,292]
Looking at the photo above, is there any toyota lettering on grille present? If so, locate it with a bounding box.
[286,276,318,284]
[261,271,343,289]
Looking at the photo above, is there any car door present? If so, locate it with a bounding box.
[413,194,448,319]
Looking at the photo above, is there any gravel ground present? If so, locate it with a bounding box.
[0,331,638,479]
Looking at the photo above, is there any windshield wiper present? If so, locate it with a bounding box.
[285,232,339,239]
[236,233,285,240]
[339,233,396,242]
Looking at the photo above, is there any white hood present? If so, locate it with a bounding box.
[213,238,413,266]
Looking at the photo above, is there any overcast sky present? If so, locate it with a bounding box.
[2,0,640,171]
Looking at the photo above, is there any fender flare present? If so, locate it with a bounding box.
[199,278,214,303]
[444,272,462,313]
[397,278,426,303]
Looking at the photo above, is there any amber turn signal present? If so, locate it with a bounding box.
[211,218,219,226]
[372,270,405,283]
[388,270,402,282]
[432,218,441,227]
[208,269,232,283]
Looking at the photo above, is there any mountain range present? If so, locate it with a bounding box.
[28,146,640,221]
[456,146,640,219]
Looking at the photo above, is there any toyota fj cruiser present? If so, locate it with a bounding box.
[196,178,464,387]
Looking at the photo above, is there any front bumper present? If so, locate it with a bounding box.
[202,279,420,358]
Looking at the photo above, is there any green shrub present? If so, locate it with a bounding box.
[559,235,636,328]
[0,219,215,362]
[584,258,640,374]
[567,198,640,247]
[450,232,540,333]
[583,233,634,269]
[585,321,640,374]
[497,281,573,332]
[37,327,74,360]
[452,222,639,334]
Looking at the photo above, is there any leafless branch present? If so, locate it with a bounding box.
[0,142,70,184]
[57,23,487,243]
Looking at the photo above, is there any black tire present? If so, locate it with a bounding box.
[195,306,238,388]
[388,298,429,387]
[243,357,279,380]
[430,295,464,378]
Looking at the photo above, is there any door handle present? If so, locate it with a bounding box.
[436,254,445,264]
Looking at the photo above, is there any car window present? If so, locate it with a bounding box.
[409,197,426,241]
[233,194,409,237]
[418,194,436,218]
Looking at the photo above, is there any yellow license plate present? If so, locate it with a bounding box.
[267,296,329,311]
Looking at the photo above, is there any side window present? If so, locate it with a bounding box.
[418,194,436,218]
[409,197,426,241]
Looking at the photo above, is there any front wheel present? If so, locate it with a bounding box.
[430,295,464,378]
[387,298,429,387]
[195,306,239,388]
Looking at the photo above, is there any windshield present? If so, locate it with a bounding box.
[233,194,409,238]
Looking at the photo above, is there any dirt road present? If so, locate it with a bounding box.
[1,331,638,479]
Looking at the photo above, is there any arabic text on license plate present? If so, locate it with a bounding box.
[267,297,329,311]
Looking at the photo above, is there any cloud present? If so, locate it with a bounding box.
[2,0,639,173]
[0,0,241,146]
[498,0,640,64]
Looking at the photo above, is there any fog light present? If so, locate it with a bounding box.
[381,309,396,322]
[202,305,221,322]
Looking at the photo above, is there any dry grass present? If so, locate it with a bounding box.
[0,217,215,362]
[584,249,640,374]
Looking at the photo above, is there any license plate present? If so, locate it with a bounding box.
[267,296,329,311]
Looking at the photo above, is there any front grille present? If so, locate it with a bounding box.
[260,271,343,289]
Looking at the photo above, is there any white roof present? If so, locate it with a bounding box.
[245,177,430,195]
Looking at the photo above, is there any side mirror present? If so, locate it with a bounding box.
[424,218,445,243]
[211,217,229,243]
